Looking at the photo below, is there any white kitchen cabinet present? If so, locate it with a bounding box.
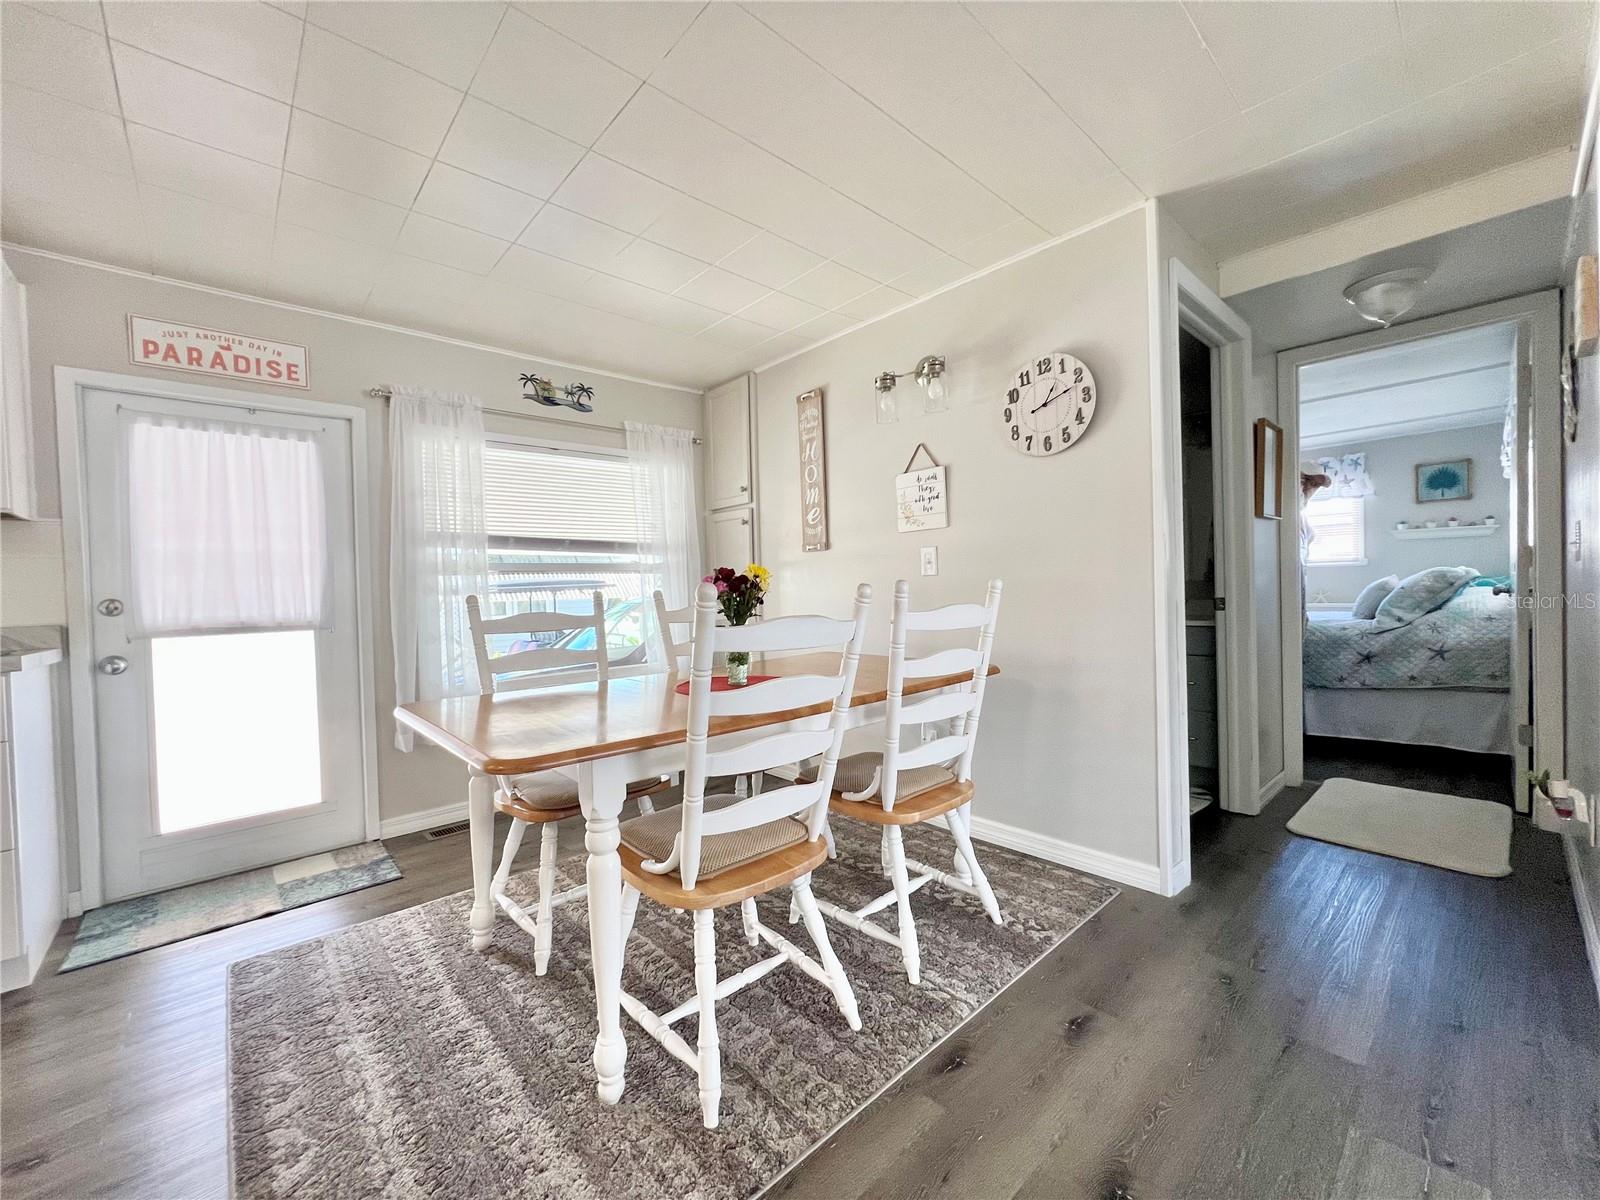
[0,258,37,520]
[708,507,754,573]
[0,635,64,992]
[705,374,753,511]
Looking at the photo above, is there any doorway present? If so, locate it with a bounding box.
[58,370,377,905]
[1276,293,1563,812]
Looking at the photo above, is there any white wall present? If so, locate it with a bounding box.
[751,210,1163,885]
[1,248,703,891]
[1305,423,1512,603]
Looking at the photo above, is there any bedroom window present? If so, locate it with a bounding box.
[1304,496,1366,564]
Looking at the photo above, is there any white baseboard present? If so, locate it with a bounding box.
[1563,836,1600,1010]
[380,801,469,840]
[966,815,1162,893]
[1258,771,1287,808]
[65,890,83,918]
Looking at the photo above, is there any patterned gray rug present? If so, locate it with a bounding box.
[228,822,1117,1199]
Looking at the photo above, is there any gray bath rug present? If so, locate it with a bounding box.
[1288,777,1512,877]
[61,842,401,972]
[227,822,1117,1200]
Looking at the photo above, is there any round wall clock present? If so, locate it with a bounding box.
[1002,350,1096,456]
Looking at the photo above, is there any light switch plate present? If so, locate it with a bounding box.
[920,546,938,576]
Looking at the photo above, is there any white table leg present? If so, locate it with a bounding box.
[468,771,496,951]
[580,757,629,1105]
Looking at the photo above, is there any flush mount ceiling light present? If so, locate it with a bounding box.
[873,355,949,423]
[1342,268,1429,327]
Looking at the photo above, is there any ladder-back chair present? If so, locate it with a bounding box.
[616,580,871,1128]
[651,589,692,675]
[465,591,667,974]
[808,579,1003,985]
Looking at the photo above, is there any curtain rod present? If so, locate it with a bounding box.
[366,387,702,444]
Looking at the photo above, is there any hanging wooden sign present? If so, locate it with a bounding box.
[796,388,829,552]
[896,442,948,532]
[128,315,309,388]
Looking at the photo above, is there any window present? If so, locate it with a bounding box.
[1304,496,1366,564]
[480,440,650,669]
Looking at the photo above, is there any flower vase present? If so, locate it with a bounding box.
[727,651,750,687]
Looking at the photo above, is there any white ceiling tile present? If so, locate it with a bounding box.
[1023,172,1145,240]
[890,253,969,297]
[608,238,705,292]
[396,212,509,275]
[24,2,104,33]
[517,204,632,268]
[128,125,282,216]
[304,1,503,89]
[277,172,407,248]
[786,310,857,344]
[734,290,824,332]
[1,84,131,175]
[642,193,760,264]
[283,109,431,207]
[1,192,148,269]
[673,268,769,315]
[364,253,483,329]
[834,284,914,322]
[293,25,462,155]
[551,154,673,234]
[1396,2,1593,95]
[698,316,779,350]
[113,42,290,165]
[780,262,875,310]
[265,2,307,20]
[438,98,585,200]
[142,185,275,290]
[713,231,823,290]
[262,268,376,313]
[3,147,141,222]
[413,162,543,239]
[104,1,303,102]
[513,2,702,77]
[471,8,641,145]
[490,244,594,300]
[2,5,120,113]
[272,221,389,283]
[898,188,1018,256]
[953,219,1051,271]
[830,221,935,285]
[971,1,1239,163]
[1182,1,1400,109]
[755,2,1117,234]
[576,271,720,333]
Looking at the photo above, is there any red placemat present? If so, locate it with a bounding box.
[674,674,778,694]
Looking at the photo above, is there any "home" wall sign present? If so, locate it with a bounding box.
[128,316,309,389]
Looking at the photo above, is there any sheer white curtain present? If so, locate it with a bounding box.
[124,411,328,636]
[389,386,489,750]
[625,421,703,667]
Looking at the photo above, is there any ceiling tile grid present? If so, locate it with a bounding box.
[0,0,1590,389]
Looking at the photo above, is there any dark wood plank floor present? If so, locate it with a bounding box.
[5,769,1598,1199]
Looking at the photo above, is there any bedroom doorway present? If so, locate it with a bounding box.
[1276,292,1563,813]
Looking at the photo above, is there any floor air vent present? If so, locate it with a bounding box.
[424,821,471,840]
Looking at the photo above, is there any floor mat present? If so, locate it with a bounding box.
[1288,777,1512,877]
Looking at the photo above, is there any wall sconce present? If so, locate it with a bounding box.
[873,355,948,423]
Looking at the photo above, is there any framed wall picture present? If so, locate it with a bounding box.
[1415,457,1473,502]
[1254,417,1283,520]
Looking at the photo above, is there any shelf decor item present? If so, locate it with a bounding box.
[519,372,594,412]
[1415,457,1473,502]
[704,563,770,686]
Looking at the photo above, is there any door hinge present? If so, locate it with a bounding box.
[1517,723,1534,747]
[1212,596,1226,611]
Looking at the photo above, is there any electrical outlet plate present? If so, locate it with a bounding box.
[920,546,938,576]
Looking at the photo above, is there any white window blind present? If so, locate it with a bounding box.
[1304,496,1366,564]
[483,441,641,546]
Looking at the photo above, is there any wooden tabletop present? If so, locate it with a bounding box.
[396,653,999,775]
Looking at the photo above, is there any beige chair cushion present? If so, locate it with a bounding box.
[801,752,956,802]
[621,796,807,879]
[506,773,665,812]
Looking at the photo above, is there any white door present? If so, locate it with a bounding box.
[709,507,754,571]
[705,375,752,509]
[82,386,368,900]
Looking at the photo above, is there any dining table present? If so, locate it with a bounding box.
[395,651,999,1107]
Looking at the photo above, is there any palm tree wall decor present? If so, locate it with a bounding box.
[1415,457,1473,502]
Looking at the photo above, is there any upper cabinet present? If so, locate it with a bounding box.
[0,259,37,521]
[705,374,753,511]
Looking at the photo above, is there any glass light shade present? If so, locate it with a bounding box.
[875,388,899,424]
[923,373,948,413]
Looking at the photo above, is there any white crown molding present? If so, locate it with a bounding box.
[1299,411,1504,450]
[750,198,1150,376]
[0,242,706,396]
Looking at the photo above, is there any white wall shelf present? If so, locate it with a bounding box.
[1390,525,1498,540]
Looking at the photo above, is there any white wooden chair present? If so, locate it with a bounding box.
[651,589,692,675]
[806,579,1003,985]
[616,580,872,1128]
[466,591,668,974]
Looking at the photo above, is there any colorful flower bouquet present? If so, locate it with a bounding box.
[704,563,770,685]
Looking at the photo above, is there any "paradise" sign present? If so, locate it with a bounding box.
[128,316,309,389]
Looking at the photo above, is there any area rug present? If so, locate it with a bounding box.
[227,822,1117,1199]
[1288,777,1512,877]
[60,842,401,972]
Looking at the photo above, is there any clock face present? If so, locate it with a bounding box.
[1002,351,1096,456]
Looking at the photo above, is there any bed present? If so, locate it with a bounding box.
[1303,584,1514,754]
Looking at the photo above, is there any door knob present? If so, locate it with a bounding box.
[97,655,129,676]
[97,598,124,617]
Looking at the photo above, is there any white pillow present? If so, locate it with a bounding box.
[1351,575,1400,621]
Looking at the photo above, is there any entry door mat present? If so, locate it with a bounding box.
[1288,777,1512,877]
[227,822,1119,1200]
[59,842,401,972]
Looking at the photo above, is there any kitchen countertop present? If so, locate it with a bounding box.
[1,625,64,673]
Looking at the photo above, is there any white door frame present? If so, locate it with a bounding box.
[55,366,381,910]
[1151,256,1258,896]
[1274,291,1563,803]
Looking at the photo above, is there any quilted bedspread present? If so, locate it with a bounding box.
[1304,586,1512,690]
